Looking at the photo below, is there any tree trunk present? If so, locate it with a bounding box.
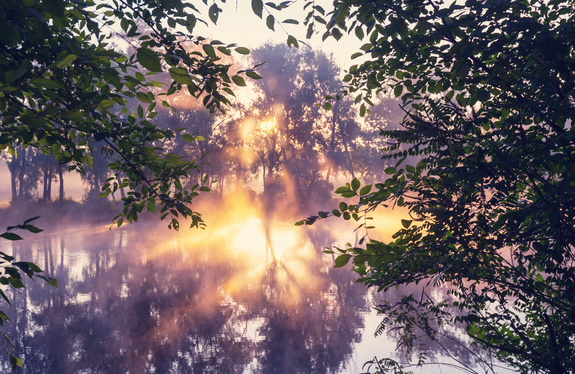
[326,112,338,184]
[46,166,52,201]
[58,166,65,201]
[17,147,26,199]
[340,129,356,180]
[10,166,17,203]
[42,158,51,201]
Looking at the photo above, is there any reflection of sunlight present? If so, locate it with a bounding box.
[269,227,300,259]
[142,193,328,309]
[229,218,267,255]
[17,197,388,373]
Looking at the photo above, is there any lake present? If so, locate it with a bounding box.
[0,200,508,373]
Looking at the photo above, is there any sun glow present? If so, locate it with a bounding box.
[259,118,277,133]
[140,191,331,308]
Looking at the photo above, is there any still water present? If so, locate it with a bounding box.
[0,199,503,373]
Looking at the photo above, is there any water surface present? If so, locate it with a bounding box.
[0,205,506,373]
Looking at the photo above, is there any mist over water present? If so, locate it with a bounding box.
[0,196,372,373]
[0,189,504,374]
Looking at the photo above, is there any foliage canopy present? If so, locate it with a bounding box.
[287,0,575,372]
[0,0,255,229]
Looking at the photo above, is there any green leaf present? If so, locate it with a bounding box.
[351,178,360,191]
[359,103,366,117]
[9,354,22,370]
[136,92,154,103]
[306,23,314,39]
[209,3,219,23]
[0,233,23,241]
[136,48,162,72]
[186,14,196,33]
[26,262,42,272]
[384,167,396,174]
[266,15,275,31]
[5,68,27,83]
[183,134,196,142]
[23,216,40,224]
[98,99,116,108]
[334,254,352,268]
[252,0,263,18]
[166,153,182,164]
[169,67,194,85]
[245,71,262,80]
[31,78,62,89]
[283,19,299,24]
[9,277,24,288]
[401,219,412,228]
[203,44,217,59]
[0,289,10,305]
[235,47,250,55]
[287,35,299,48]
[147,201,157,214]
[56,54,77,68]
[22,225,43,233]
[232,75,246,86]
[359,185,372,195]
[39,276,58,287]
[331,28,343,40]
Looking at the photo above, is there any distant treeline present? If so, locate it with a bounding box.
[1,44,405,208]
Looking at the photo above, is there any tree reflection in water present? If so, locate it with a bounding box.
[372,284,503,373]
[0,212,369,373]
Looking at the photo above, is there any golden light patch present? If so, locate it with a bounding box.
[138,192,332,309]
[259,118,276,133]
[240,117,257,140]
[365,206,410,242]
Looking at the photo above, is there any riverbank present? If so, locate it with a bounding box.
[0,198,120,230]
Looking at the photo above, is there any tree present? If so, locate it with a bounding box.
[4,146,42,202]
[1,0,258,368]
[281,0,575,372]
[0,0,258,229]
[234,43,363,202]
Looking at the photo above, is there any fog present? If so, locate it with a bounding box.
[0,192,498,373]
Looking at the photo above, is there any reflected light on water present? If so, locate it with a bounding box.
[0,192,497,373]
[143,193,327,310]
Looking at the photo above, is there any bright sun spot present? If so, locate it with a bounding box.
[259,118,276,133]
